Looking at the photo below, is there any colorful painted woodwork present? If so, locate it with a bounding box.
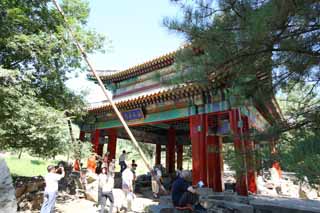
[80,47,282,196]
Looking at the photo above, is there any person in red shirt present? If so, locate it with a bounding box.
[73,159,80,172]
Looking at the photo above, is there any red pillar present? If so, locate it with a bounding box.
[155,144,161,165]
[79,131,85,141]
[91,129,100,154]
[207,135,224,192]
[107,128,117,161]
[189,114,207,185]
[243,116,257,194]
[176,144,183,170]
[166,127,176,173]
[229,109,248,196]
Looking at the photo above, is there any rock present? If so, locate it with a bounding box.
[30,192,44,210]
[159,195,173,206]
[85,181,99,202]
[206,198,254,213]
[0,158,17,213]
[198,187,213,197]
[148,204,173,213]
[15,185,27,199]
[17,191,44,211]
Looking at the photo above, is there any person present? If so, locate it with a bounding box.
[119,150,127,173]
[131,160,138,192]
[102,152,109,168]
[257,170,278,196]
[40,165,65,213]
[87,155,97,173]
[73,159,80,172]
[256,170,267,194]
[151,165,162,198]
[96,160,103,174]
[98,167,114,213]
[270,165,282,194]
[108,159,116,177]
[131,160,137,171]
[171,171,206,212]
[122,164,134,211]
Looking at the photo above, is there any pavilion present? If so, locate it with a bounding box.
[79,47,282,196]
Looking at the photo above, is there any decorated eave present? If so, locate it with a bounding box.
[87,51,176,82]
[87,84,206,113]
[87,44,196,83]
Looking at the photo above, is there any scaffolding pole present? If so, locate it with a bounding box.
[52,0,166,192]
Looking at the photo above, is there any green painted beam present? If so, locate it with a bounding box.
[96,106,197,129]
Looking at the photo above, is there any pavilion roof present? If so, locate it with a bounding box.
[87,45,193,82]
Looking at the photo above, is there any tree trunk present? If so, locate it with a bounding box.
[18,149,23,159]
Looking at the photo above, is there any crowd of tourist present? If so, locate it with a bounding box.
[39,149,208,213]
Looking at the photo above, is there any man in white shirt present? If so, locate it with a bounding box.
[122,165,134,211]
[119,150,127,173]
[98,167,114,213]
[40,165,65,213]
[151,166,162,198]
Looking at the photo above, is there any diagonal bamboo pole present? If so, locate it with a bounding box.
[52,0,166,193]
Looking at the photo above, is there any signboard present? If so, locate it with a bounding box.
[121,108,144,121]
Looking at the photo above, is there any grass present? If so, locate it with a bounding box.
[4,153,62,177]
[4,139,193,178]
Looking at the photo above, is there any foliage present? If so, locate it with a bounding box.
[165,0,320,131]
[0,69,69,157]
[0,0,105,157]
[279,129,320,186]
[278,84,320,185]
[166,0,320,184]
[0,0,105,111]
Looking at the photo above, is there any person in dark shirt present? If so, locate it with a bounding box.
[171,170,197,207]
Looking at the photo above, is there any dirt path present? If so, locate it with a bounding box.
[54,189,158,213]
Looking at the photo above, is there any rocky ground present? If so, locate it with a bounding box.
[15,171,159,213]
[6,163,320,213]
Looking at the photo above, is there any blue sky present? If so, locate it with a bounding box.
[66,0,184,103]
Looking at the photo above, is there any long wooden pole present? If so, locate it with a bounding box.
[52,0,166,192]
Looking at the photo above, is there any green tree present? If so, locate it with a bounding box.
[0,0,104,157]
[0,69,70,157]
[278,84,320,185]
[0,0,105,110]
[165,0,320,183]
[165,0,320,130]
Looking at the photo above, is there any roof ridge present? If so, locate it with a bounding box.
[87,44,191,82]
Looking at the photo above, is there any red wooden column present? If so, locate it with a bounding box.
[166,127,176,173]
[207,135,224,192]
[155,144,161,165]
[229,109,248,196]
[176,144,183,170]
[242,116,257,194]
[79,131,85,141]
[189,114,207,185]
[91,129,100,154]
[107,128,117,161]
